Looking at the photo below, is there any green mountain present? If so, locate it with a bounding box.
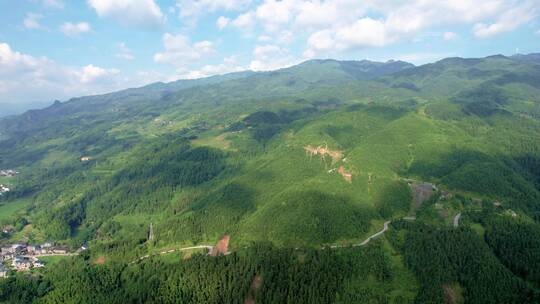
[1,54,540,303]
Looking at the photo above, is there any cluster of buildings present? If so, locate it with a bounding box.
[0,169,18,177]
[0,243,70,277]
[0,169,15,196]
[0,184,10,195]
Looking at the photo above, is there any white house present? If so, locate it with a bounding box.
[12,257,32,271]
[0,264,8,278]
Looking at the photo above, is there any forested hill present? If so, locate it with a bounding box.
[1,54,540,303]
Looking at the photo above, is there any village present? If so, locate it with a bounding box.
[0,184,9,195]
[0,169,17,196]
[0,242,80,278]
[0,169,18,177]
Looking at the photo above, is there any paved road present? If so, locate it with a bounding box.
[453,212,462,228]
[23,253,78,258]
[357,221,391,246]
[329,220,393,249]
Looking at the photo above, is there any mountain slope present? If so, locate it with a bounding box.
[0,54,539,247]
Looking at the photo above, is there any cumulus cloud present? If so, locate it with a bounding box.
[249,44,299,71]
[78,64,120,84]
[154,34,215,72]
[176,0,251,17]
[216,16,230,30]
[472,1,537,38]
[88,0,164,30]
[115,42,134,60]
[60,22,91,37]
[23,13,44,30]
[0,42,138,103]
[305,18,395,56]
[254,0,296,32]
[232,12,255,29]
[224,0,539,57]
[182,57,245,79]
[394,52,455,65]
[443,31,458,41]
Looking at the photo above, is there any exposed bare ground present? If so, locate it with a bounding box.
[95,256,106,265]
[304,144,353,181]
[210,235,230,257]
[337,166,352,182]
[411,183,436,208]
[443,285,458,304]
[304,144,343,164]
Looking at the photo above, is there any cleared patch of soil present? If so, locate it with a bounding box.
[443,285,458,304]
[337,166,352,182]
[411,183,436,208]
[95,256,106,265]
[210,235,230,256]
[304,144,343,164]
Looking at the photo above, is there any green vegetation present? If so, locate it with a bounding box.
[1,54,540,302]
[389,221,536,303]
[0,198,31,222]
[0,241,417,304]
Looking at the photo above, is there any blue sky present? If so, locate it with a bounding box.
[0,0,539,105]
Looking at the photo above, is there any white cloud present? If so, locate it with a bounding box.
[23,13,44,30]
[154,34,215,71]
[216,16,230,30]
[443,31,458,41]
[336,18,395,48]
[249,44,299,71]
[87,0,164,30]
[78,64,120,84]
[182,56,245,79]
[41,0,64,9]
[225,0,539,57]
[257,35,272,42]
[115,42,134,60]
[394,52,455,65]
[305,30,334,55]
[255,0,297,32]
[306,18,395,55]
[176,0,251,17]
[536,29,540,35]
[232,12,255,29]
[60,22,91,37]
[253,44,281,58]
[0,42,137,103]
[472,1,537,38]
